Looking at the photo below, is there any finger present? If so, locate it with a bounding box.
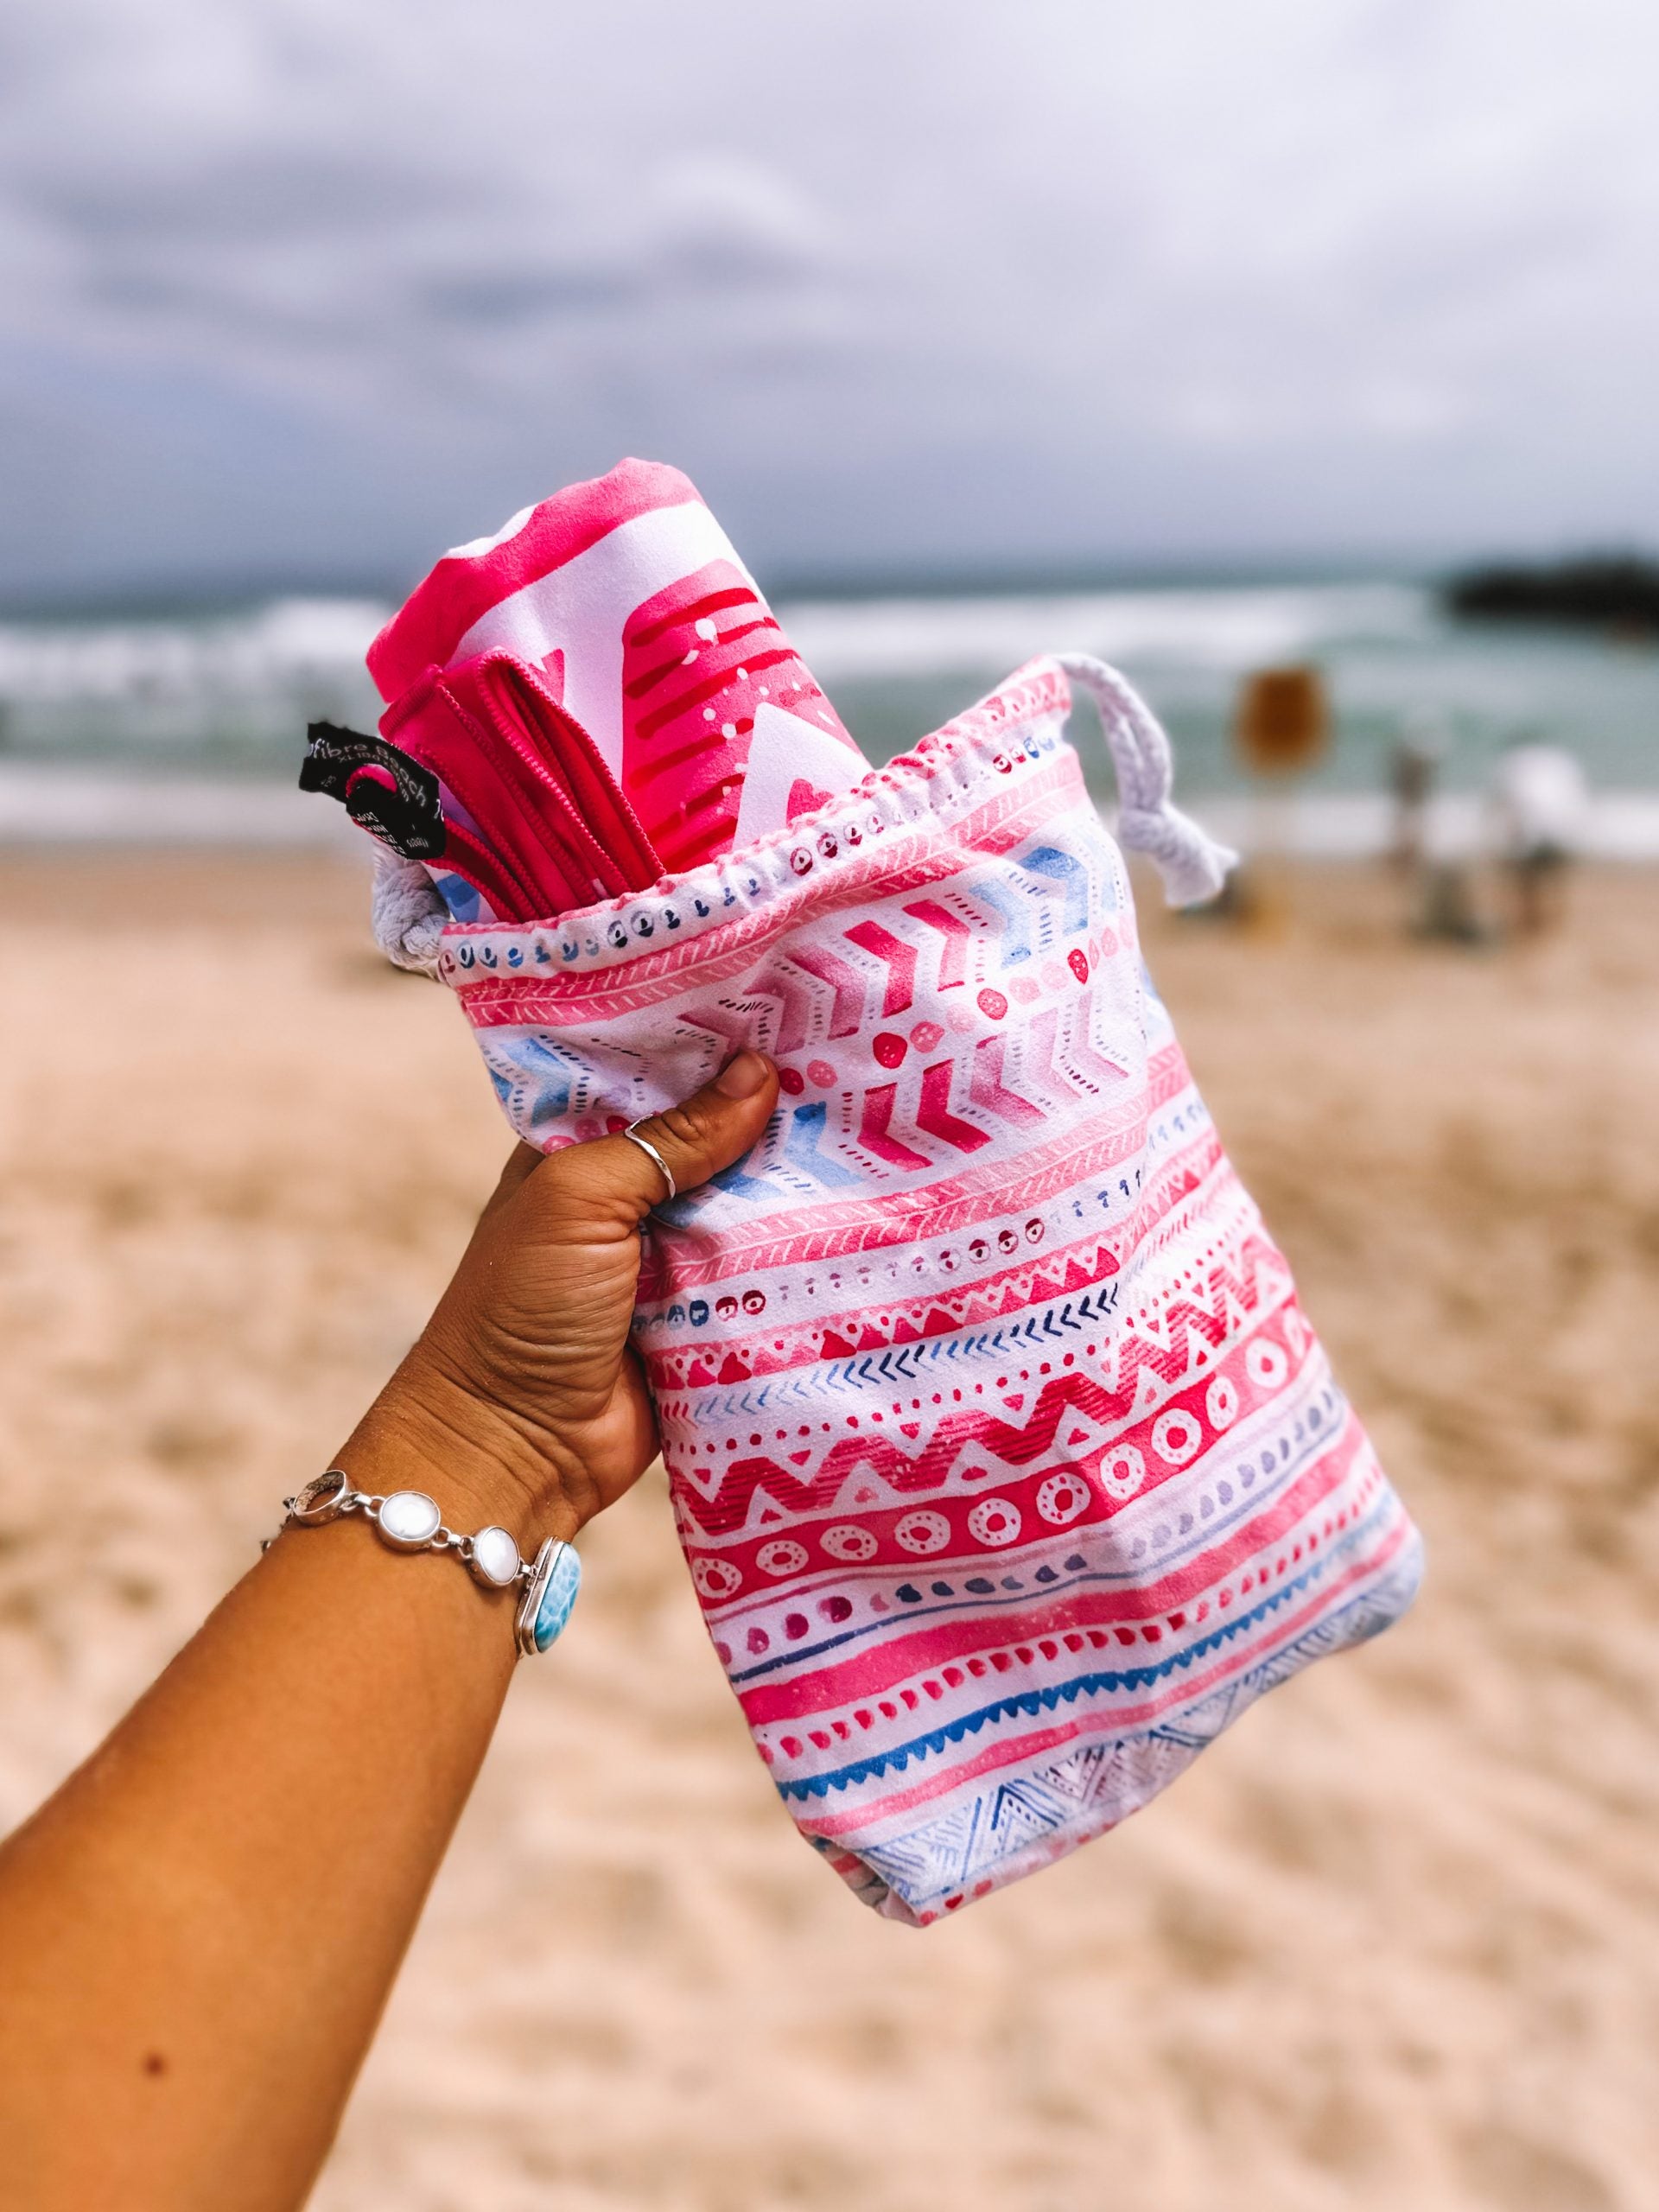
[553,1051,779,1222]
[478,1140,544,1225]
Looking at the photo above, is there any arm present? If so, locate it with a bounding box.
[0,1052,779,2212]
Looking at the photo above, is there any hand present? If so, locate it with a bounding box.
[340,1050,779,1537]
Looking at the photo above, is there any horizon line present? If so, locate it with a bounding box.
[1,540,1655,623]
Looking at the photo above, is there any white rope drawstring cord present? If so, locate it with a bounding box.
[371,848,449,973]
[1054,653,1238,907]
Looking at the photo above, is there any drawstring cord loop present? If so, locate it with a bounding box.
[1054,652,1237,906]
[371,847,448,973]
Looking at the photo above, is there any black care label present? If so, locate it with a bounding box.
[300,722,446,861]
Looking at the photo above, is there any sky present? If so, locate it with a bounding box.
[2,0,1656,602]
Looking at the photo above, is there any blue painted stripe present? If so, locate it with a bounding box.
[772,1500,1399,1802]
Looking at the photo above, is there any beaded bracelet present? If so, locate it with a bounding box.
[265,1468,581,1656]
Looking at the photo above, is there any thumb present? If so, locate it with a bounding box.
[556,1051,780,1223]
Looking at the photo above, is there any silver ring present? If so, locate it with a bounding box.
[621,1122,677,1202]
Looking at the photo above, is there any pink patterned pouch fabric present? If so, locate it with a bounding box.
[384,653,1422,1923]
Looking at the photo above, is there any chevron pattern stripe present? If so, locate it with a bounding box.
[433,657,1423,1923]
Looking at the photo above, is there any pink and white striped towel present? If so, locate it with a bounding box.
[370,458,868,887]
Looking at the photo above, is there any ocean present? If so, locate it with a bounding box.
[2,580,1655,851]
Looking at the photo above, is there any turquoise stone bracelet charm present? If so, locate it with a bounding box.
[516,1537,583,1656]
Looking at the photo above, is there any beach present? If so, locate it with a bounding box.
[3,849,1656,2211]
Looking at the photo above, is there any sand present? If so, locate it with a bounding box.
[2,850,1656,2212]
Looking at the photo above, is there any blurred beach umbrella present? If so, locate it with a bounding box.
[1235,664,1329,777]
[1227,663,1330,932]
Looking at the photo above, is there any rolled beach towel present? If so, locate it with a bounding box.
[369,457,869,887]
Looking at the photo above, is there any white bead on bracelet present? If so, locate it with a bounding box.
[265,1468,581,1655]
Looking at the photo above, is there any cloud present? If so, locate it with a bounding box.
[648,155,842,286]
[1,0,1657,596]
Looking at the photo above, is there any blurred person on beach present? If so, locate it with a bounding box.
[1491,734,1587,937]
[0,1052,779,2212]
[1389,713,1443,874]
[1399,717,1491,946]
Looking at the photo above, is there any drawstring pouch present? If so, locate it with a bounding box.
[378,653,1422,1924]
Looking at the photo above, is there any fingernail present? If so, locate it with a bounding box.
[715,1050,771,1098]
